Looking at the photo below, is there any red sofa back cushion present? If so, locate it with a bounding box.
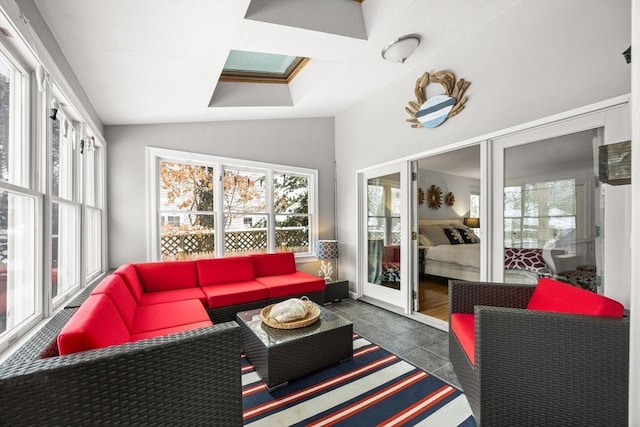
[196,256,255,286]
[252,252,296,277]
[91,274,137,328]
[527,277,624,317]
[58,294,130,355]
[134,260,198,292]
[114,264,144,303]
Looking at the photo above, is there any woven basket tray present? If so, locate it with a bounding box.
[260,298,320,330]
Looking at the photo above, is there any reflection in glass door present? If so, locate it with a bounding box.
[361,164,409,312]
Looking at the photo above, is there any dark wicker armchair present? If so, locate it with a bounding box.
[449,280,629,426]
[0,304,243,425]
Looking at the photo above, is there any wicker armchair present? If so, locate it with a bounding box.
[449,280,629,426]
[0,305,243,425]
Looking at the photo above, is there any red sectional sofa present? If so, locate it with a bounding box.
[58,252,325,356]
[0,252,324,424]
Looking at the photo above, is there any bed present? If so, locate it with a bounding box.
[419,219,559,284]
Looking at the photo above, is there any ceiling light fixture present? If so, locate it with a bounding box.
[381,34,421,63]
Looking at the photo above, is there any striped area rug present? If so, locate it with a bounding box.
[242,334,476,426]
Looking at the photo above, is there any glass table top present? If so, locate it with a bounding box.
[236,304,353,348]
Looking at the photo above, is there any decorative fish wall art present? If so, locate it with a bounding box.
[405,70,470,128]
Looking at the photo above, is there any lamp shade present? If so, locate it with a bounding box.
[463,217,480,228]
[381,34,421,63]
[315,240,338,260]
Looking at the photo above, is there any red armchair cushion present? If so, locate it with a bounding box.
[90,274,137,328]
[201,281,268,308]
[197,256,255,286]
[130,320,212,342]
[138,288,207,306]
[131,299,210,334]
[134,260,198,292]
[58,294,130,355]
[527,277,624,317]
[113,264,144,303]
[256,272,325,299]
[252,252,296,277]
[450,313,476,365]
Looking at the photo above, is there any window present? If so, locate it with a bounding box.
[219,50,309,84]
[151,148,317,261]
[367,175,400,245]
[469,193,480,218]
[50,104,81,302]
[83,136,103,280]
[504,179,576,249]
[0,17,106,354]
[0,47,39,341]
[159,161,215,260]
[274,172,310,252]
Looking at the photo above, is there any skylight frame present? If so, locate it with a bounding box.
[219,53,310,84]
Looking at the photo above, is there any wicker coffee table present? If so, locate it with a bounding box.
[236,303,353,391]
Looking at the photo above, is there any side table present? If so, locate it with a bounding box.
[324,279,349,304]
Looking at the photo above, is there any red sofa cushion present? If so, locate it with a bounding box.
[58,294,130,355]
[139,288,207,306]
[450,313,476,365]
[134,260,198,292]
[256,272,325,299]
[527,277,624,317]
[201,281,269,309]
[91,274,137,328]
[252,252,296,277]
[130,299,211,334]
[114,263,144,303]
[130,320,212,342]
[197,256,255,286]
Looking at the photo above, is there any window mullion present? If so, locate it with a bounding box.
[266,169,274,252]
[215,163,224,257]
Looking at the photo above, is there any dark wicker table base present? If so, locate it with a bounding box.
[237,305,353,391]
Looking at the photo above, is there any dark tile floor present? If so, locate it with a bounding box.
[324,298,460,388]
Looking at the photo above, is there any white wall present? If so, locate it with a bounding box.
[418,170,479,220]
[105,118,335,269]
[335,1,631,292]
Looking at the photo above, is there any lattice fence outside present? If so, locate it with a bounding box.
[161,227,308,259]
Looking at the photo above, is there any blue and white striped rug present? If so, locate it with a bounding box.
[242,334,476,426]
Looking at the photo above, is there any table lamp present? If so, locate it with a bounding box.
[315,240,338,282]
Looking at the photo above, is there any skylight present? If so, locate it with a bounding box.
[219,50,309,84]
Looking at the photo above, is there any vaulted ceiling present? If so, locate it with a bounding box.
[33,0,518,125]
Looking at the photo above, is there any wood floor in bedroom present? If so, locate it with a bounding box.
[418,279,449,322]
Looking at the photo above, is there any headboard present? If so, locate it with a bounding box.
[418,219,464,227]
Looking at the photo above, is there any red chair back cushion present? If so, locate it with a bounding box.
[114,263,144,303]
[251,252,296,277]
[90,274,137,328]
[58,294,130,355]
[134,260,198,292]
[196,256,255,286]
[527,277,624,317]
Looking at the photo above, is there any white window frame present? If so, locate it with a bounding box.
[146,147,318,262]
[0,42,43,353]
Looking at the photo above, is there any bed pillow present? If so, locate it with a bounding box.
[504,247,552,276]
[443,227,465,245]
[456,227,480,244]
[419,225,451,246]
[418,234,432,247]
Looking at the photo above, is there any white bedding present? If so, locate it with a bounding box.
[425,243,480,269]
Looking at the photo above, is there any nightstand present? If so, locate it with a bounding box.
[324,279,349,304]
